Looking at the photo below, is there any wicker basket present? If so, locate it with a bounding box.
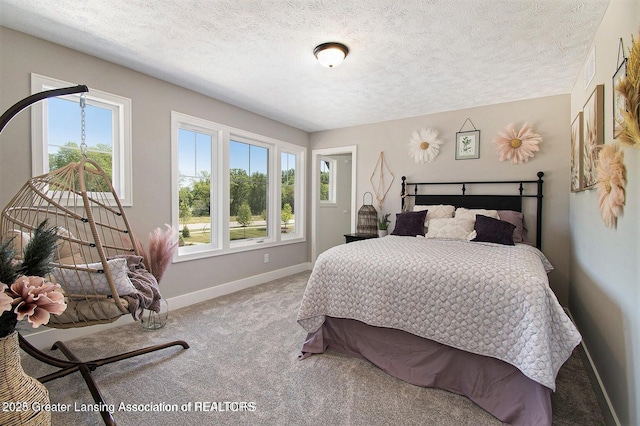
[356,192,378,235]
[0,332,51,426]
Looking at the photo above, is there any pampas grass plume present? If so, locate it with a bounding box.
[133,235,148,266]
[147,225,178,283]
[134,225,178,283]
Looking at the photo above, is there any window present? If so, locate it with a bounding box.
[281,152,297,237]
[229,139,269,242]
[171,112,305,261]
[31,74,133,206]
[172,113,221,257]
[178,129,215,250]
[319,157,336,204]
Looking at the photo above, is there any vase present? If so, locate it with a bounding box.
[0,332,51,426]
[378,229,388,237]
[140,298,169,331]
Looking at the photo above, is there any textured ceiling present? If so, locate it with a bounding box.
[0,0,609,132]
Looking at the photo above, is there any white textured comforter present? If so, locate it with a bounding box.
[297,236,581,390]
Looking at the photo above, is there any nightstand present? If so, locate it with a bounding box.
[344,233,379,244]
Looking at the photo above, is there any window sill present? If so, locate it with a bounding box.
[173,235,306,263]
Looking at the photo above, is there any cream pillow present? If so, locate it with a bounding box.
[51,257,136,296]
[425,218,477,240]
[454,208,499,221]
[56,227,84,261]
[413,204,455,228]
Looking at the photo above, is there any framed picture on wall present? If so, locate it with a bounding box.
[582,84,604,189]
[571,112,583,192]
[455,130,480,159]
[612,58,627,139]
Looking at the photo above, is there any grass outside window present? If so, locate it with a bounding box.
[179,216,295,244]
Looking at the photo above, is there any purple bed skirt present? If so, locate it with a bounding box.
[300,317,552,426]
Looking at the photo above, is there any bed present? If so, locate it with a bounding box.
[297,172,582,425]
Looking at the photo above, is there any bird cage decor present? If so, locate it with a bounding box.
[356,192,378,235]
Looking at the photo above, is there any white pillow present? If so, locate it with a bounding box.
[425,218,477,240]
[52,257,136,297]
[454,208,500,221]
[413,204,455,228]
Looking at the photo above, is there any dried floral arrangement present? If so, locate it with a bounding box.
[615,33,640,148]
[492,122,542,164]
[595,144,627,228]
[0,221,67,337]
[134,225,179,284]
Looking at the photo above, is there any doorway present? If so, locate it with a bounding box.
[311,146,357,264]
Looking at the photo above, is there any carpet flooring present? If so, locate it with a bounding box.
[19,271,605,425]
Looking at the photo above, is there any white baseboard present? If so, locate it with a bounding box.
[565,308,620,426]
[21,262,312,351]
[578,336,621,426]
[168,262,311,311]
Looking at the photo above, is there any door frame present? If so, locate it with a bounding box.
[311,145,357,264]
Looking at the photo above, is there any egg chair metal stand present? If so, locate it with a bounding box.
[1,86,189,426]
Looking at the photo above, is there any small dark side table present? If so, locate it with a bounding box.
[344,233,379,244]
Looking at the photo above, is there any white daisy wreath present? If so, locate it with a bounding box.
[409,128,444,163]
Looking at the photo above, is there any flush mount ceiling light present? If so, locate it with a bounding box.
[313,42,349,68]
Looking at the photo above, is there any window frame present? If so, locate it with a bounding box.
[172,112,222,259]
[319,156,337,206]
[171,112,306,262]
[280,150,302,241]
[30,73,133,207]
[228,134,273,247]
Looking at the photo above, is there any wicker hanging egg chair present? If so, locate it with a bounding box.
[0,85,188,426]
[3,157,140,327]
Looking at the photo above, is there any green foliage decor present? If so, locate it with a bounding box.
[0,221,59,337]
[378,213,391,230]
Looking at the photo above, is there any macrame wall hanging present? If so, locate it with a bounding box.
[369,151,394,209]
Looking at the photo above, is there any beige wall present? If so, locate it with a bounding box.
[0,27,310,299]
[310,95,571,305]
[569,1,640,424]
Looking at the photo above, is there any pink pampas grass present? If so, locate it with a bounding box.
[134,225,178,283]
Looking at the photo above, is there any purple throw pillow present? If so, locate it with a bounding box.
[473,214,516,246]
[391,210,428,237]
[497,210,529,244]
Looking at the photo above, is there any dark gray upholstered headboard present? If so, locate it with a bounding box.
[400,172,544,249]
